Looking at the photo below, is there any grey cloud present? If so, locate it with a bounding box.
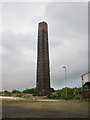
[45,2,88,49]
[45,2,88,88]
[3,31,36,50]
[46,2,88,34]
[2,2,88,90]
[2,31,36,90]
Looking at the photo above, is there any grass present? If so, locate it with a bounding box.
[1,98,89,118]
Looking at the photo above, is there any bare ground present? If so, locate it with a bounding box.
[1,97,89,118]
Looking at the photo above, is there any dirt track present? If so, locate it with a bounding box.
[1,97,89,118]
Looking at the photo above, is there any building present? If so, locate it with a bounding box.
[81,72,90,99]
[36,21,50,96]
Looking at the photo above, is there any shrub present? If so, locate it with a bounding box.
[50,88,55,92]
[47,87,83,100]
[23,88,36,94]
[12,89,21,93]
[4,90,11,96]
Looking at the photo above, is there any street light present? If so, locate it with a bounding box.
[63,66,67,100]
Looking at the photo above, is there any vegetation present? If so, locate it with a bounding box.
[0,87,83,100]
[22,88,36,94]
[47,87,83,100]
[12,89,21,93]
[3,90,11,96]
[50,88,55,92]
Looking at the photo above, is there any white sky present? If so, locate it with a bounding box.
[0,1,88,90]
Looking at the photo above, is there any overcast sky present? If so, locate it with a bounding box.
[1,2,88,90]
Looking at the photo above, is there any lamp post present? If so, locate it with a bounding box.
[63,66,67,100]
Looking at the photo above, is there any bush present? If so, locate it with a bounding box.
[12,89,21,93]
[11,93,22,97]
[47,92,58,99]
[4,90,11,96]
[50,88,55,92]
[74,94,82,100]
[23,88,36,94]
[47,87,83,100]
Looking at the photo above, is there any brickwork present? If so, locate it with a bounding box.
[36,21,50,96]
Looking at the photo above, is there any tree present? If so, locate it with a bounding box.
[12,89,21,93]
[23,88,36,94]
[4,90,11,96]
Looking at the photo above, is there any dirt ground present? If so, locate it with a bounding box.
[1,97,89,118]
